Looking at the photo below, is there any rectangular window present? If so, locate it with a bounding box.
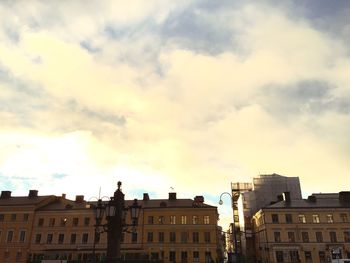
[204,215,210,224]
[0,214,4,221]
[329,231,337,242]
[58,233,64,244]
[23,213,29,221]
[70,233,77,244]
[312,214,320,223]
[327,214,334,223]
[35,234,41,244]
[158,216,164,224]
[192,215,199,224]
[11,213,16,221]
[181,215,187,224]
[193,251,199,262]
[170,232,176,243]
[47,233,53,244]
[19,230,26,242]
[298,214,306,223]
[4,251,9,262]
[205,252,212,263]
[316,231,323,242]
[7,230,14,242]
[132,232,137,243]
[319,251,326,263]
[170,215,176,224]
[148,216,154,224]
[158,232,164,243]
[204,232,211,243]
[60,218,67,226]
[95,232,100,244]
[276,251,283,263]
[73,218,79,226]
[193,232,199,243]
[305,251,312,263]
[302,232,309,242]
[147,232,153,243]
[340,213,348,223]
[49,218,55,227]
[344,231,350,242]
[288,231,295,242]
[181,251,188,262]
[38,218,44,227]
[84,217,90,226]
[82,233,88,244]
[181,232,188,243]
[16,252,22,262]
[285,214,293,223]
[272,214,279,223]
[274,232,281,242]
[169,251,176,263]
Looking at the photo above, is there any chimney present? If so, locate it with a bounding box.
[169,192,177,200]
[1,191,11,199]
[62,193,66,199]
[307,195,317,202]
[28,190,38,198]
[283,192,291,203]
[143,193,150,201]
[277,194,283,202]
[194,196,204,203]
[339,191,350,204]
[75,195,84,203]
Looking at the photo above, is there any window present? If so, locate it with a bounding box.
[170,216,176,224]
[148,216,154,224]
[340,213,348,223]
[35,234,41,244]
[316,231,323,242]
[60,218,67,226]
[312,214,320,223]
[158,232,164,243]
[181,215,187,224]
[329,231,337,242]
[170,232,176,243]
[49,218,55,227]
[19,230,26,242]
[11,213,16,221]
[4,251,9,262]
[82,233,88,244]
[181,232,188,243]
[16,252,22,262]
[147,232,153,243]
[193,232,199,243]
[204,232,211,243]
[70,233,76,244]
[47,233,53,244]
[204,215,210,224]
[169,251,176,263]
[192,215,199,224]
[158,216,164,224]
[327,214,334,223]
[305,251,312,263]
[84,217,90,226]
[95,232,100,244]
[288,231,295,242]
[344,231,350,242]
[276,251,283,263]
[38,218,44,227]
[7,230,14,242]
[272,214,279,223]
[73,218,79,226]
[181,251,188,262]
[0,214,4,221]
[58,233,64,244]
[132,232,137,243]
[319,251,326,263]
[23,213,29,221]
[302,232,309,242]
[274,232,281,242]
[193,251,199,262]
[298,214,306,223]
[205,252,212,263]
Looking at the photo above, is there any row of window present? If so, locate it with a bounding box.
[275,250,350,263]
[273,230,350,243]
[270,213,348,224]
[0,229,26,243]
[0,213,29,222]
[147,231,211,243]
[147,215,210,225]
[34,232,91,245]
[37,217,90,227]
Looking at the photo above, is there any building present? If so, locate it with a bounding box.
[0,189,224,263]
[252,191,350,263]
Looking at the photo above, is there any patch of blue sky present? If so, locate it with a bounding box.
[51,173,69,180]
[127,188,157,200]
[80,40,100,53]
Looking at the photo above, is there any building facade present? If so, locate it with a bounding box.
[252,191,350,263]
[0,189,223,263]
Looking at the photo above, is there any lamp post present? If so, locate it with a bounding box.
[219,192,240,263]
[94,181,141,263]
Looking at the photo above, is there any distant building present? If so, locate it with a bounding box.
[253,191,350,263]
[0,189,224,263]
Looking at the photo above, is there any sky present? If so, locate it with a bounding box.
[1,0,350,227]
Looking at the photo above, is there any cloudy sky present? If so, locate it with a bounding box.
[1,0,350,226]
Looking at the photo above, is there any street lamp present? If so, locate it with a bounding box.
[94,181,141,263]
[219,192,240,263]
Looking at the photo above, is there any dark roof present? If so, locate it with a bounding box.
[37,197,88,211]
[0,195,55,206]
